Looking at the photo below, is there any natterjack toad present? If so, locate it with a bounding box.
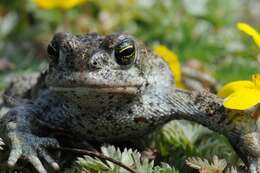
[1,32,260,173]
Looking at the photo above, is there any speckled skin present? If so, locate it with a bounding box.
[1,32,260,173]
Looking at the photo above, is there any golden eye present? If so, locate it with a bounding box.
[115,39,135,65]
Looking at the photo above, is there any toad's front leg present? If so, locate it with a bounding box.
[166,89,260,173]
[0,104,60,173]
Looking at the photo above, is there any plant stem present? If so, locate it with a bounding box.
[52,146,139,173]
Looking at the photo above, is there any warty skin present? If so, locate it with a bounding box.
[0,32,260,173]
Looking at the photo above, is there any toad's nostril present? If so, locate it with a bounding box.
[88,51,109,69]
[89,58,101,69]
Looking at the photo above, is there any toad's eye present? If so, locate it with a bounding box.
[47,42,59,61]
[115,39,135,66]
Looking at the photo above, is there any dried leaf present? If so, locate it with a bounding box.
[186,156,229,173]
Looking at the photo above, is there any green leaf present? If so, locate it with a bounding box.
[65,145,179,173]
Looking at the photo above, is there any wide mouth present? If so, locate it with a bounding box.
[49,85,140,95]
[46,70,145,95]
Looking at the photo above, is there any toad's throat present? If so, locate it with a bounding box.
[49,86,139,95]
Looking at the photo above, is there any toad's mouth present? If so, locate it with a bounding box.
[49,85,140,95]
[46,70,146,95]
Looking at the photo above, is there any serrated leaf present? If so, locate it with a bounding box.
[186,156,238,173]
[225,167,238,173]
[153,163,179,173]
[66,145,179,173]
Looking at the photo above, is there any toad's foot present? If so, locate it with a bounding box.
[238,132,260,173]
[7,131,60,173]
[0,138,5,150]
[249,159,260,173]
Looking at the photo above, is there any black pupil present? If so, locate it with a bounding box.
[120,47,134,57]
[115,39,135,65]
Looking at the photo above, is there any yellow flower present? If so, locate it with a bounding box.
[154,45,182,87]
[218,74,260,110]
[32,0,86,10]
[237,22,260,48]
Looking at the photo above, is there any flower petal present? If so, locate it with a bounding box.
[218,80,255,98]
[32,0,86,9]
[154,45,182,83]
[237,22,260,48]
[60,0,86,9]
[32,0,56,9]
[252,74,260,89]
[223,88,260,110]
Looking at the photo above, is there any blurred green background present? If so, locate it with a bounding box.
[0,0,259,172]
